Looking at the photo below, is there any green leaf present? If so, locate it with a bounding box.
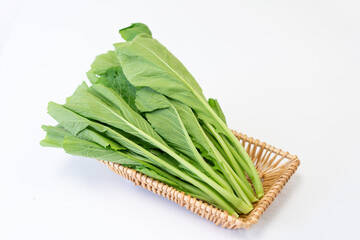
[115,34,263,199]
[88,83,168,147]
[170,100,254,203]
[76,128,125,151]
[63,135,139,166]
[135,88,234,193]
[48,104,241,214]
[134,164,218,206]
[40,125,70,148]
[114,36,206,100]
[208,98,227,125]
[87,50,138,111]
[47,101,91,135]
[135,87,170,112]
[64,82,155,146]
[134,166,177,185]
[168,99,222,171]
[42,122,220,208]
[169,100,212,154]
[97,66,138,112]
[41,125,69,137]
[66,89,247,211]
[86,70,99,84]
[41,123,217,205]
[114,36,229,136]
[89,51,120,76]
[137,92,197,160]
[47,102,162,166]
[119,23,152,41]
[132,160,218,207]
[47,101,177,173]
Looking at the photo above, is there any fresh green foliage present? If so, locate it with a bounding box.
[119,23,152,41]
[208,98,227,125]
[115,31,263,198]
[41,23,264,216]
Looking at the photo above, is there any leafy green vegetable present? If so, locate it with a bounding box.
[63,136,138,165]
[135,88,233,192]
[86,51,119,84]
[208,98,227,125]
[41,23,265,216]
[119,23,152,41]
[42,126,216,205]
[115,33,263,198]
[170,100,256,203]
[40,125,69,148]
[47,102,246,215]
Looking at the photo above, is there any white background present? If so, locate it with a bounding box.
[1,0,359,239]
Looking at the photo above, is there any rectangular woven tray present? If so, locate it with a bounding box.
[100,130,300,229]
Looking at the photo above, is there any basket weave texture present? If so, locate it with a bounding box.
[101,130,300,229]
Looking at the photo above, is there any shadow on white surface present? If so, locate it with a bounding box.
[58,156,126,186]
[246,174,302,235]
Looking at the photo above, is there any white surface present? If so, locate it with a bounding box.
[1,0,359,239]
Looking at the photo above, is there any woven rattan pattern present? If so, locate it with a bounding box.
[101,130,300,229]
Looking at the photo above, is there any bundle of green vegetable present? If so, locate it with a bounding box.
[41,23,263,216]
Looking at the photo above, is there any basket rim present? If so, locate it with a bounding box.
[100,130,300,229]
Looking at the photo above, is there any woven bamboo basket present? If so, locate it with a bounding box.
[100,130,300,229]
